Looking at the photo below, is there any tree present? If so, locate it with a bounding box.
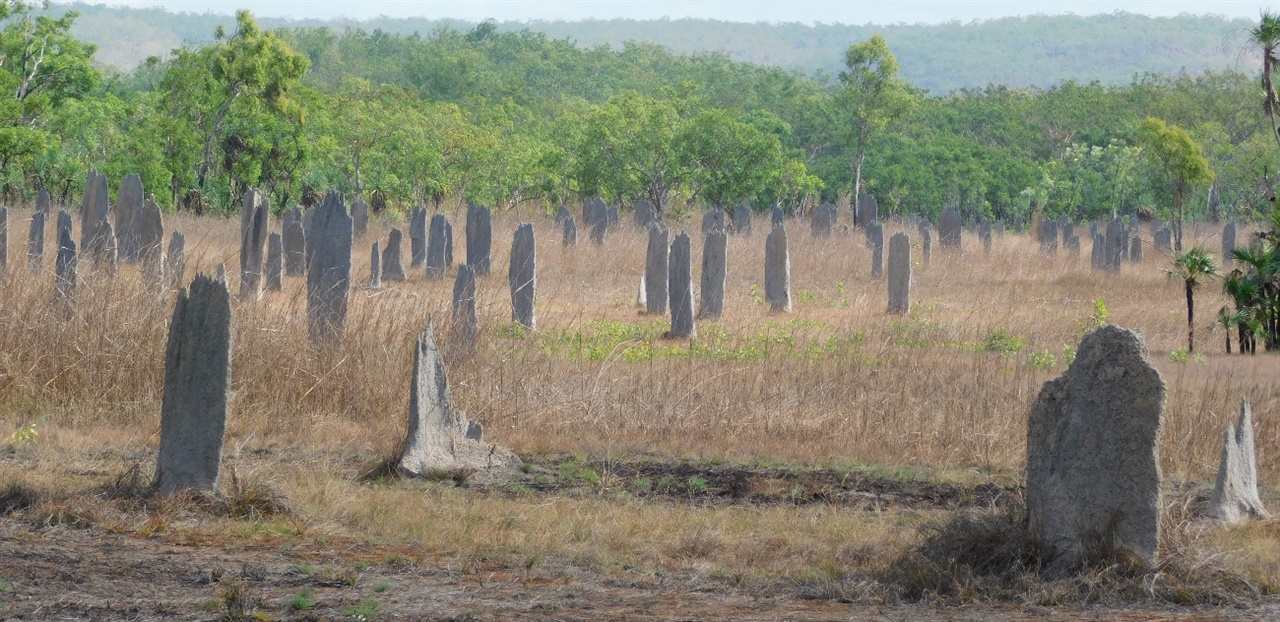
[681,108,786,209]
[1166,247,1218,353]
[1221,272,1262,354]
[0,2,99,112]
[1226,243,1280,352]
[1136,117,1214,251]
[1249,10,1280,152]
[0,2,98,198]
[574,91,691,214]
[315,77,395,199]
[836,35,917,218]
[161,10,308,205]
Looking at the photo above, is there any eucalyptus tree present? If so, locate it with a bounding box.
[0,2,98,197]
[836,35,917,212]
[1136,117,1214,251]
[160,10,308,208]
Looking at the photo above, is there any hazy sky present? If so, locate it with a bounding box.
[88,1,1277,24]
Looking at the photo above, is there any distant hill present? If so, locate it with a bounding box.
[52,3,1260,92]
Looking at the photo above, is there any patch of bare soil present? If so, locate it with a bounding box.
[3,520,1278,621]
[3,460,1275,620]
[489,456,1014,510]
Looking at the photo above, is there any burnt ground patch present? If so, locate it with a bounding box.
[496,455,1015,511]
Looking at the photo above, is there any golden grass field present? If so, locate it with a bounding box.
[2,202,1279,619]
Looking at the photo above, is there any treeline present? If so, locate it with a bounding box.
[1,3,1276,227]
[55,3,1257,93]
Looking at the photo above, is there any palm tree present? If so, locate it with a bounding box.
[1217,306,1235,353]
[1166,248,1218,353]
[1231,245,1280,350]
[1223,270,1260,353]
[1250,10,1280,151]
[1216,305,1258,354]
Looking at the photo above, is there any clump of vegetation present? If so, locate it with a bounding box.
[7,423,36,445]
[287,587,314,611]
[0,481,39,516]
[882,496,1264,606]
[1221,203,1280,353]
[982,329,1024,355]
[343,599,381,620]
[216,577,262,622]
[101,464,293,522]
[1076,297,1110,337]
[1027,349,1057,368]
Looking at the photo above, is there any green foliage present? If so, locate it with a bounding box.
[0,3,1274,224]
[1074,298,1111,339]
[1093,298,1110,325]
[558,457,601,485]
[8,423,36,445]
[574,90,685,211]
[1166,247,1219,353]
[573,89,813,213]
[1250,10,1280,153]
[683,107,795,208]
[837,35,918,197]
[1166,247,1219,288]
[1221,205,1280,352]
[982,329,1024,355]
[1027,350,1057,369]
[342,599,380,620]
[522,553,545,575]
[159,9,309,208]
[1022,140,1144,221]
[58,7,1259,94]
[0,2,98,197]
[287,587,314,611]
[1137,117,1214,250]
[0,3,99,109]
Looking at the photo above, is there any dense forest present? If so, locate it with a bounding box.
[2,1,1278,228]
[52,4,1259,93]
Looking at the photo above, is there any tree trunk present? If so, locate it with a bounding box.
[1264,53,1280,151]
[852,129,868,226]
[198,92,240,191]
[1172,192,1184,252]
[354,151,363,199]
[1185,280,1195,353]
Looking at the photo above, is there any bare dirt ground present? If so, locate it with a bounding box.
[3,520,1278,621]
[3,457,1278,622]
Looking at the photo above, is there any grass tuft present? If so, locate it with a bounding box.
[0,481,39,515]
[216,577,261,622]
[287,586,314,611]
[223,470,293,521]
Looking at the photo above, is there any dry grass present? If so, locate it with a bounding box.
[1,203,1278,601]
[883,491,1264,606]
